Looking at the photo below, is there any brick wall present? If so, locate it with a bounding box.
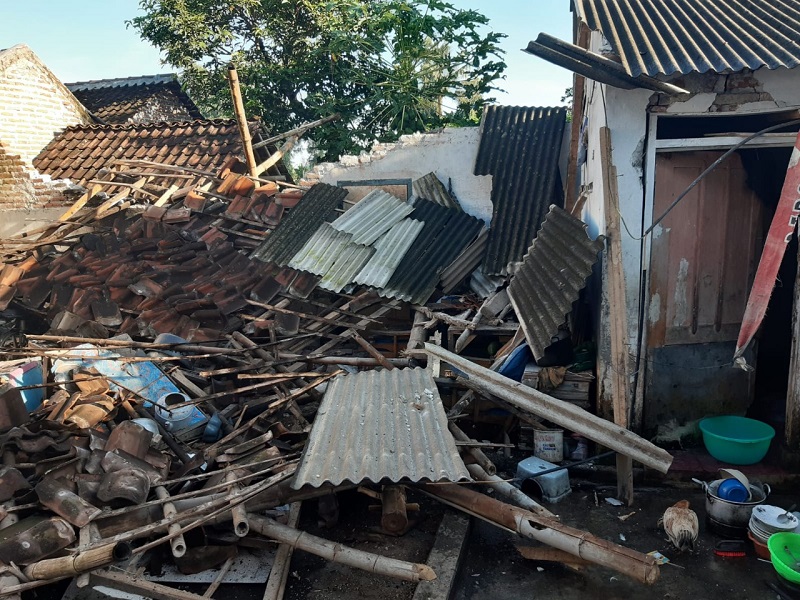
[649,70,776,113]
[0,143,73,211]
[0,45,92,210]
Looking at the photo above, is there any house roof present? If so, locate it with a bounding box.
[33,119,286,186]
[66,74,203,124]
[474,105,567,276]
[574,0,800,78]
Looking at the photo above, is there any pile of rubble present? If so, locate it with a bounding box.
[0,125,672,599]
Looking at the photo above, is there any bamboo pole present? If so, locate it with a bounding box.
[155,486,186,557]
[225,471,250,537]
[204,556,234,598]
[465,464,555,518]
[251,113,340,150]
[22,543,131,580]
[420,483,659,585]
[425,344,673,473]
[247,515,436,582]
[227,65,258,176]
[448,422,496,476]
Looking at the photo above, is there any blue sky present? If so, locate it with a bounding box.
[0,1,573,107]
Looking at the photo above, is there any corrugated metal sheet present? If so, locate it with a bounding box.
[382,199,483,305]
[575,0,800,78]
[412,172,461,211]
[470,267,505,299]
[508,205,605,360]
[331,190,414,245]
[475,106,567,276]
[440,227,489,294]
[317,243,375,293]
[251,183,346,266]
[353,218,424,289]
[288,224,354,275]
[292,368,469,489]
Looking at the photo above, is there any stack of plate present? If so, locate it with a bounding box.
[749,505,799,544]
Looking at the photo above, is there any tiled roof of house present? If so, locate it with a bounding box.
[66,75,203,124]
[33,119,287,186]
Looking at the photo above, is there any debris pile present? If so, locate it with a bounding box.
[0,120,670,598]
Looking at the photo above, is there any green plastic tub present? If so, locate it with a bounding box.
[768,532,800,585]
[698,416,775,465]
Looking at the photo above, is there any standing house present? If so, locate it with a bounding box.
[527,0,800,451]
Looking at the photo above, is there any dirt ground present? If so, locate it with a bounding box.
[282,483,795,600]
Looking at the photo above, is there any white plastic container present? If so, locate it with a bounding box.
[534,429,564,463]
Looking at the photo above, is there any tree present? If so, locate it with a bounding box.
[130,0,506,161]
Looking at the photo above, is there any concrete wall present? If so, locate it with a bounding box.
[303,127,494,224]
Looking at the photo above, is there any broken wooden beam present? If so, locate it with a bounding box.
[448,422,496,476]
[419,483,658,585]
[424,344,672,474]
[262,502,301,600]
[247,514,436,582]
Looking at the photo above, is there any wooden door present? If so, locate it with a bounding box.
[648,151,764,348]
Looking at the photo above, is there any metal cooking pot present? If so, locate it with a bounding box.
[694,477,771,528]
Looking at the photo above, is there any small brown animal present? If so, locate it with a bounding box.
[658,499,699,552]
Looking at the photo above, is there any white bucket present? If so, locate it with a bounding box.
[533,429,564,463]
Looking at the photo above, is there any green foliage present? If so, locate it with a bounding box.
[130,0,506,161]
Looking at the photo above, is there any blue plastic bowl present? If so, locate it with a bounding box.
[717,478,749,502]
[698,416,775,465]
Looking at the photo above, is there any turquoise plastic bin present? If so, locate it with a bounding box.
[698,416,775,465]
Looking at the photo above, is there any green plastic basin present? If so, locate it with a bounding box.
[768,532,800,585]
[698,416,774,465]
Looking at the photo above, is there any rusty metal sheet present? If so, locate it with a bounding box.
[508,205,604,360]
[292,367,469,489]
[575,0,800,78]
[736,132,800,360]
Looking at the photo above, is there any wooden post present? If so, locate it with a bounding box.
[381,486,408,535]
[227,65,258,177]
[599,126,634,506]
[564,23,590,213]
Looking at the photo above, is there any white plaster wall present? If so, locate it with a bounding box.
[307,128,493,224]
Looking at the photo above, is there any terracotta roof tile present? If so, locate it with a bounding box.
[69,79,203,125]
[33,119,288,186]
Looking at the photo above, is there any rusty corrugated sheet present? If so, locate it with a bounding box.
[412,172,461,211]
[508,205,604,360]
[251,183,346,266]
[382,199,483,305]
[439,227,489,294]
[330,190,414,245]
[475,106,567,276]
[292,368,469,489]
[353,218,424,289]
[575,0,800,78]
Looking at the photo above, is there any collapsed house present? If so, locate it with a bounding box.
[2,2,800,594]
